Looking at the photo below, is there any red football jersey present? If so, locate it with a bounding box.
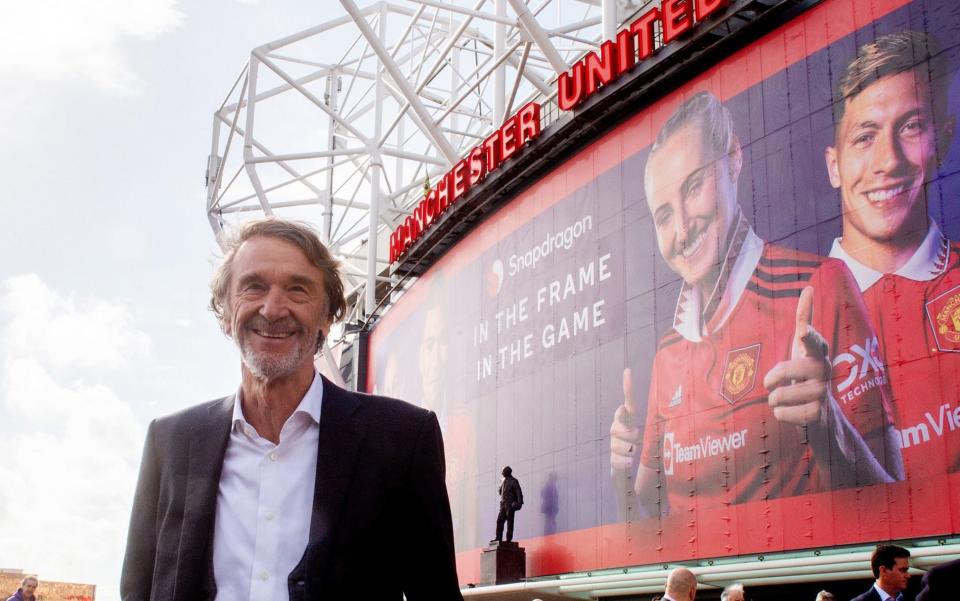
[841,234,960,478]
[641,230,898,517]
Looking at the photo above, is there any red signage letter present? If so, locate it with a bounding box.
[630,8,660,61]
[452,158,470,202]
[500,115,518,162]
[584,40,619,97]
[469,145,486,185]
[615,29,636,76]
[483,130,501,173]
[557,61,586,111]
[517,102,540,146]
[662,0,693,45]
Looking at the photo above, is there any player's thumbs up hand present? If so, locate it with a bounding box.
[764,286,832,425]
[610,368,641,470]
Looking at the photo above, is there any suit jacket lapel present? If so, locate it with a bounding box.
[309,376,366,545]
[180,396,233,599]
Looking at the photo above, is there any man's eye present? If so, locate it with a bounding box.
[900,119,924,137]
[853,132,874,147]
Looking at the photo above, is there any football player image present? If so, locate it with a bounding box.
[825,31,960,477]
[610,91,904,518]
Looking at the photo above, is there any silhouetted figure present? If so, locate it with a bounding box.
[917,558,960,601]
[495,466,523,542]
[540,471,559,536]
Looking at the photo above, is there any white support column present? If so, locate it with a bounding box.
[494,0,506,125]
[450,10,461,149]
[365,4,386,317]
[506,0,570,75]
[602,0,617,41]
[341,0,459,166]
[324,72,339,243]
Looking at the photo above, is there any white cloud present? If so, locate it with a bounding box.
[2,274,151,369]
[0,275,150,601]
[0,0,184,95]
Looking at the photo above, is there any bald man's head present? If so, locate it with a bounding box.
[665,567,698,601]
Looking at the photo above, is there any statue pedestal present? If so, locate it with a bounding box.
[480,540,526,585]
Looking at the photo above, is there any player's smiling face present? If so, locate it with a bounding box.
[645,123,741,289]
[827,70,939,246]
[226,235,330,380]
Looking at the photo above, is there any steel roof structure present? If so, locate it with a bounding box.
[205,0,642,364]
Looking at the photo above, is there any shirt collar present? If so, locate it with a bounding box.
[872,582,900,601]
[232,371,324,430]
[674,211,764,342]
[829,220,950,291]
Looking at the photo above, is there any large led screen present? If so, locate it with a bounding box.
[368,0,960,584]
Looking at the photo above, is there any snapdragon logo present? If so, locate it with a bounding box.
[507,214,593,277]
[662,429,748,476]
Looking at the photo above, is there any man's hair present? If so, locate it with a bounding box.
[871,544,910,579]
[21,576,38,586]
[209,218,347,351]
[835,31,948,125]
[650,91,737,161]
[815,591,835,601]
[721,583,744,601]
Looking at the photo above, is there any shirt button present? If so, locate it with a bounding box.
[265,511,275,520]
[269,451,279,461]
[259,571,269,581]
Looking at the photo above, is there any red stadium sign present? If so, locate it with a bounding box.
[557,0,729,110]
[389,102,542,263]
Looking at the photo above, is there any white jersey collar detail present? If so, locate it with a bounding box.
[673,226,764,342]
[829,220,949,291]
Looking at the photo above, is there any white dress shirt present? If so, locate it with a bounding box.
[213,373,323,601]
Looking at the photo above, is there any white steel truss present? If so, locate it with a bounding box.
[206,0,650,360]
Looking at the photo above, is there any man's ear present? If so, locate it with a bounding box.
[825,146,841,189]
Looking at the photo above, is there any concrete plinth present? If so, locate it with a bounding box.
[480,540,526,585]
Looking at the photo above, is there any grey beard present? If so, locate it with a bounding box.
[238,335,314,380]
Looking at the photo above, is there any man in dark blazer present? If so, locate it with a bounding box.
[916,558,960,601]
[851,545,911,601]
[120,219,463,601]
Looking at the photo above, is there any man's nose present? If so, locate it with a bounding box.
[872,129,905,175]
[259,287,290,320]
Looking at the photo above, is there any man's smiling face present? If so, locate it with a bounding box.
[826,70,941,247]
[225,235,330,380]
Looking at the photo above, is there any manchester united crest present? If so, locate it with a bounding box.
[926,285,960,352]
[721,344,761,404]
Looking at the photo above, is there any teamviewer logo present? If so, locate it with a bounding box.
[662,431,674,476]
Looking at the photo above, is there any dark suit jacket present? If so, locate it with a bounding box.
[917,558,960,601]
[120,375,463,601]
[850,585,884,601]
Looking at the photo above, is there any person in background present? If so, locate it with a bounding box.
[121,218,462,601]
[814,590,835,601]
[851,545,911,601]
[825,31,960,477]
[662,567,697,601]
[610,91,902,520]
[916,557,960,601]
[5,576,37,601]
[721,583,745,601]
